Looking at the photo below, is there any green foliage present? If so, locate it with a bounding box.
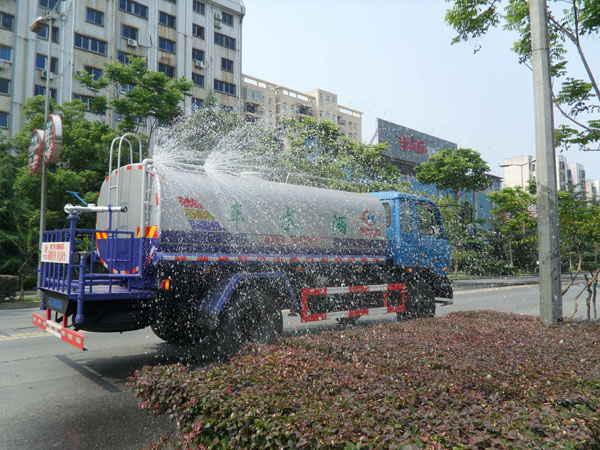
[131,311,600,448]
[488,186,538,269]
[445,0,600,152]
[0,275,18,301]
[76,57,192,138]
[414,147,490,200]
[558,190,600,272]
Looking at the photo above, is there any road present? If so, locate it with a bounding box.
[1,281,596,449]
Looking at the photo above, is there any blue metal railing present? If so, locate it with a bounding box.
[40,226,142,297]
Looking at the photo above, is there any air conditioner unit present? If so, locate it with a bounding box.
[41,70,54,80]
[214,19,221,29]
[194,60,204,69]
[127,38,138,48]
[214,13,222,20]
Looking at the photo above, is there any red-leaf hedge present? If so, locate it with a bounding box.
[130,311,600,449]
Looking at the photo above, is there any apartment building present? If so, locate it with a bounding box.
[242,74,363,143]
[501,154,597,199]
[0,0,244,137]
[586,179,600,202]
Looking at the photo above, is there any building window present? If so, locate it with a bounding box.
[0,78,9,95]
[0,12,14,31]
[119,0,148,19]
[74,33,107,55]
[159,11,176,28]
[120,83,135,94]
[192,48,204,62]
[193,1,205,14]
[86,8,104,26]
[214,32,235,50]
[35,54,58,73]
[165,0,176,3]
[221,11,233,26]
[39,0,60,10]
[158,63,175,78]
[0,111,8,128]
[0,45,12,62]
[221,58,233,72]
[191,97,203,109]
[37,24,60,43]
[73,94,92,111]
[191,72,204,87]
[84,66,103,81]
[118,51,132,64]
[34,85,57,99]
[158,37,175,53]
[122,25,138,41]
[214,79,236,96]
[192,24,204,39]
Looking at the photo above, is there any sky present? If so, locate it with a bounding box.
[241,0,600,180]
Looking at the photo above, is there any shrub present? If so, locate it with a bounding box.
[131,311,600,449]
[0,275,18,301]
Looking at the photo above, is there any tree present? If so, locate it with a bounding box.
[76,57,192,141]
[445,0,600,152]
[414,147,491,200]
[488,186,538,269]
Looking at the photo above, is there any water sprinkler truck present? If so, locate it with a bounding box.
[33,134,453,352]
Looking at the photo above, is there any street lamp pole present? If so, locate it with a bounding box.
[31,1,61,291]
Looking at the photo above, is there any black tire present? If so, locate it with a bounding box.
[199,289,283,358]
[243,295,283,345]
[151,294,204,346]
[397,279,436,321]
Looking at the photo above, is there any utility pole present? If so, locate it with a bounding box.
[529,0,562,325]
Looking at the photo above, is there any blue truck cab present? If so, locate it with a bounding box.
[371,192,453,299]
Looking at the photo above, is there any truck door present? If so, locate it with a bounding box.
[394,198,420,266]
[415,200,449,274]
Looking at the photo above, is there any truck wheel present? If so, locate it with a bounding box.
[243,296,283,345]
[397,280,436,321]
[151,294,204,346]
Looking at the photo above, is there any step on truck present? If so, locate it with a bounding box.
[33,134,453,353]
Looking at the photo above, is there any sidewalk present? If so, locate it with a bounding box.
[451,273,579,290]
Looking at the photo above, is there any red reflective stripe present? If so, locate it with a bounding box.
[349,285,369,293]
[217,256,229,261]
[197,256,209,261]
[348,309,369,318]
[155,193,159,206]
[306,313,327,321]
[290,257,299,262]
[321,258,328,262]
[127,166,132,171]
[138,164,143,169]
[175,256,186,261]
[257,256,266,261]
[237,256,248,261]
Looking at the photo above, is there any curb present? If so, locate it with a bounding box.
[0,301,41,311]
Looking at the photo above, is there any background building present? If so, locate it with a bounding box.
[242,74,362,142]
[585,179,600,202]
[0,0,245,137]
[375,118,501,222]
[501,154,596,199]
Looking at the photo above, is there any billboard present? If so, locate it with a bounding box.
[377,118,457,165]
